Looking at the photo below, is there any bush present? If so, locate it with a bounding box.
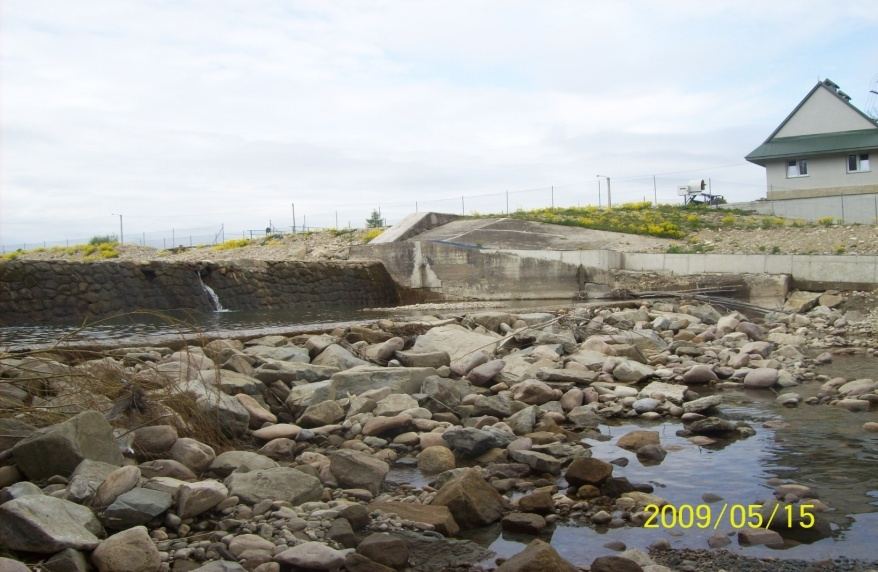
[214,238,253,251]
[362,228,383,243]
[89,234,118,246]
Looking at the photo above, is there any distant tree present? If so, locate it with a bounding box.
[365,209,384,228]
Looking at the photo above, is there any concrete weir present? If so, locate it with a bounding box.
[352,212,878,306]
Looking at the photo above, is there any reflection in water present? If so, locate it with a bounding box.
[461,372,878,564]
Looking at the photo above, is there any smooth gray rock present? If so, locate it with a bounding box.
[209,451,278,478]
[743,368,779,389]
[298,399,344,427]
[329,450,390,496]
[394,350,450,368]
[312,344,369,371]
[91,526,161,572]
[253,361,339,384]
[102,488,173,529]
[441,426,516,458]
[243,345,310,363]
[330,366,436,396]
[285,380,334,412]
[0,495,101,553]
[275,541,345,570]
[175,379,250,437]
[413,325,499,361]
[682,394,723,414]
[12,410,123,481]
[226,467,322,506]
[506,405,538,435]
[508,449,562,474]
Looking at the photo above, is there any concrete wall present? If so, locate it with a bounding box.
[351,241,877,302]
[0,260,399,326]
[724,192,878,223]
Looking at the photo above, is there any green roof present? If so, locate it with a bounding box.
[745,129,878,166]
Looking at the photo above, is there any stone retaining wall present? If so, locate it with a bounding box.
[0,260,399,326]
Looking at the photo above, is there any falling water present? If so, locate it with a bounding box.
[197,273,225,312]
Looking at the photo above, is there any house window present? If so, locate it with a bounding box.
[787,159,808,177]
[847,154,871,173]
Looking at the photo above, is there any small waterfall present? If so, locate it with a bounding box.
[197,273,225,312]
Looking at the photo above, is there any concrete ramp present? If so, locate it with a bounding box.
[370,212,459,244]
[412,218,675,252]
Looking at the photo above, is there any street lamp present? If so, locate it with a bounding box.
[596,175,611,208]
[111,214,123,245]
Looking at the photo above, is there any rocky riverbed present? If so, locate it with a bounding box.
[2,290,878,571]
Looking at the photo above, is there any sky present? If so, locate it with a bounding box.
[2,1,878,248]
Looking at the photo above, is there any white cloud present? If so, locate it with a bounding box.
[2,0,878,244]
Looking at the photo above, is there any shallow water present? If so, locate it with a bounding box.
[0,298,580,349]
[394,370,878,564]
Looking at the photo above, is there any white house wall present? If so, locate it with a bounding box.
[766,152,878,199]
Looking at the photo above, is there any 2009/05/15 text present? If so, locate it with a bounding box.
[643,503,815,530]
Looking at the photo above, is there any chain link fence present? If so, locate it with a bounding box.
[2,176,765,253]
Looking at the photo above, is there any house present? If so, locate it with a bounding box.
[746,79,878,201]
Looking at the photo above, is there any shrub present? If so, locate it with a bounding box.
[214,238,253,251]
[89,234,118,246]
[721,215,735,226]
[362,228,383,243]
[818,216,837,227]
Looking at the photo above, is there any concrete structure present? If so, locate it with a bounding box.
[722,193,878,224]
[369,212,459,244]
[352,231,878,306]
[746,79,878,201]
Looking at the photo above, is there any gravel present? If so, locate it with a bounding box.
[649,548,878,572]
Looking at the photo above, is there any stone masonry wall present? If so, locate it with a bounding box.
[0,260,399,326]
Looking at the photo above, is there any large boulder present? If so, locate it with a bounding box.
[11,410,123,481]
[412,325,499,361]
[330,366,436,396]
[0,495,101,553]
[329,450,390,496]
[431,468,506,528]
[225,467,322,506]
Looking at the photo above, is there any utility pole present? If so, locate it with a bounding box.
[596,175,611,208]
[292,203,296,232]
[111,213,123,245]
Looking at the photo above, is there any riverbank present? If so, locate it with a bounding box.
[2,288,878,571]
[7,218,878,264]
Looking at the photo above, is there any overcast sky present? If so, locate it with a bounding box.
[2,1,878,247]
